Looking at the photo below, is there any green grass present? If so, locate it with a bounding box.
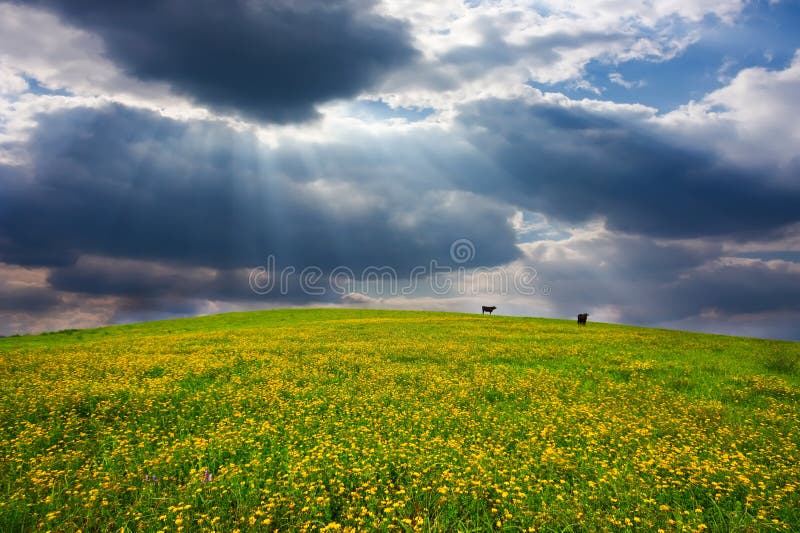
[1,308,798,532]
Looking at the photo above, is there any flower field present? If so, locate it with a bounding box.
[1,309,799,532]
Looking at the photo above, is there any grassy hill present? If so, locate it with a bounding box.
[1,309,799,531]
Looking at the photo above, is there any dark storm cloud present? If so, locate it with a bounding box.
[523,232,800,336]
[617,258,800,331]
[0,285,61,313]
[44,257,329,304]
[521,233,717,319]
[0,104,520,273]
[46,258,211,299]
[17,0,417,122]
[525,234,722,283]
[455,99,800,239]
[664,260,800,319]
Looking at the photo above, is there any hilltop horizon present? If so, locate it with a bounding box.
[2,307,798,344]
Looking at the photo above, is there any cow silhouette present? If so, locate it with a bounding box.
[482,306,497,315]
[577,313,589,325]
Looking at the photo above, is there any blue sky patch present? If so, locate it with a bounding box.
[529,0,800,112]
[352,100,435,122]
[24,76,72,97]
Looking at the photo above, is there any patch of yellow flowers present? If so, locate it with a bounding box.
[1,310,798,531]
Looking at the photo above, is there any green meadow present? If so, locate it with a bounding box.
[0,309,798,532]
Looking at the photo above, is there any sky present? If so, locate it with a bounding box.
[1,0,799,340]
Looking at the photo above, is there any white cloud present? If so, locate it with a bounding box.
[659,51,800,171]
[0,64,28,94]
[608,72,645,89]
[372,0,747,113]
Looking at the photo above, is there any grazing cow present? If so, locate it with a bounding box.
[482,306,497,315]
[577,313,589,325]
